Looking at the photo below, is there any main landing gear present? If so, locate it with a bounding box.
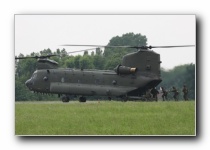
[79,96,86,102]
[61,95,70,102]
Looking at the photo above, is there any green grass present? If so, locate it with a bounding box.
[15,101,195,135]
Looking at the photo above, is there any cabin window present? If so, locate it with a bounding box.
[95,79,99,85]
[43,76,48,81]
[112,80,117,85]
[146,65,151,70]
[61,77,65,83]
[32,73,37,79]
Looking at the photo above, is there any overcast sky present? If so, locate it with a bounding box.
[15,15,195,69]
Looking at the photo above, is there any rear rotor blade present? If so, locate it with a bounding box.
[67,48,98,54]
[61,44,136,48]
[150,45,195,49]
[61,44,195,50]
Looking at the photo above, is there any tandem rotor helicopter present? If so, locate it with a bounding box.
[15,44,194,102]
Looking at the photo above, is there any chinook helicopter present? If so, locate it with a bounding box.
[15,45,194,102]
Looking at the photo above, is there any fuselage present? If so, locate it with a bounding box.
[25,68,161,97]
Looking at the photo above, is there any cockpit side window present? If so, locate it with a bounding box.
[32,73,37,79]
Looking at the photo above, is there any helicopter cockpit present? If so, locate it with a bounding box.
[25,71,37,90]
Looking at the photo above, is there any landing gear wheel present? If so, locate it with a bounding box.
[79,96,86,102]
[121,96,128,102]
[61,95,70,102]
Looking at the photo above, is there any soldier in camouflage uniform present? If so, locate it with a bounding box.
[151,87,159,102]
[171,86,179,101]
[161,87,168,101]
[145,88,152,100]
[182,85,188,101]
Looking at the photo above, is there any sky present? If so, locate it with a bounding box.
[15,15,195,70]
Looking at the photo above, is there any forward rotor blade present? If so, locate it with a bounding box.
[15,56,36,60]
[15,54,59,60]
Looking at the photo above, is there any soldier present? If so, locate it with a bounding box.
[171,86,179,101]
[145,88,152,101]
[151,87,159,102]
[182,85,188,101]
[161,87,168,101]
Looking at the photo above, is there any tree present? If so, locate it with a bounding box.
[96,48,103,55]
[93,55,104,69]
[65,56,75,68]
[79,55,94,69]
[103,32,147,70]
[159,64,195,99]
[83,50,88,56]
[74,55,81,69]
[104,53,122,70]
[103,32,147,57]
[91,51,94,56]
[56,49,61,55]
[40,48,52,55]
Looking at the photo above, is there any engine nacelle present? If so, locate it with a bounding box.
[114,65,137,75]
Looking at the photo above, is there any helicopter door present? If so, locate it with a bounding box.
[41,69,51,93]
[146,56,151,71]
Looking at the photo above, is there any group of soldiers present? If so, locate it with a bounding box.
[147,85,189,101]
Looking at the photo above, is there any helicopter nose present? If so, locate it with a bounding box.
[25,79,33,89]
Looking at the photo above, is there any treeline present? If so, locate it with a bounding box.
[15,32,195,101]
[159,64,195,100]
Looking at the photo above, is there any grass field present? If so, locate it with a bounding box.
[15,101,195,135]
